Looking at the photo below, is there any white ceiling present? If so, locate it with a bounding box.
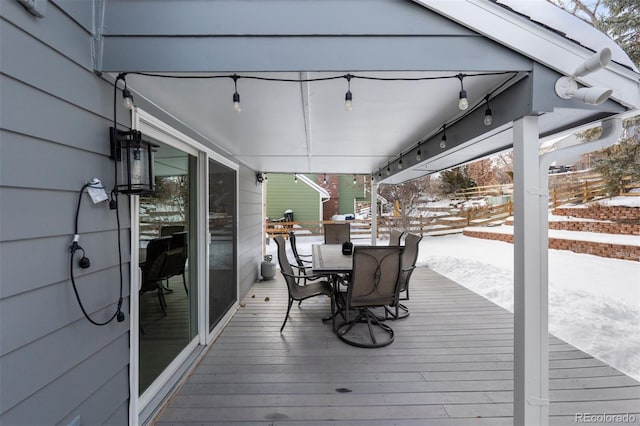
[128,71,515,176]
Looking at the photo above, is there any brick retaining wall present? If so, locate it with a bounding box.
[504,219,639,235]
[463,229,640,262]
[548,221,640,235]
[551,205,640,224]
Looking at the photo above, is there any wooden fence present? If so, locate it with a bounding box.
[453,173,639,208]
[266,202,514,239]
[265,172,639,239]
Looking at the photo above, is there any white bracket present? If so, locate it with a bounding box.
[16,0,47,18]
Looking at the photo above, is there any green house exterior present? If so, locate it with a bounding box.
[266,174,325,224]
[338,175,366,215]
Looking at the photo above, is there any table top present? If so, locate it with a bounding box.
[312,244,353,274]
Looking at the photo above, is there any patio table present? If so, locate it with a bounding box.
[311,244,352,275]
[311,244,354,329]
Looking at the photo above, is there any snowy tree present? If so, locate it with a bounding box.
[439,166,477,197]
[467,158,500,187]
[378,175,431,229]
[547,0,639,66]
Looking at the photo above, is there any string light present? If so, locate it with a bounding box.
[344,74,353,111]
[353,174,357,184]
[483,95,493,126]
[323,174,327,185]
[294,174,298,183]
[232,74,241,112]
[440,124,447,149]
[371,73,521,179]
[457,74,469,110]
[121,78,134,110]
[118,70,524,180]
[120,71,516,116]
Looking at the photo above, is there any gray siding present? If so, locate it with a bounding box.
[1,1,130,424]
[1,2,266,425]
[238,166,263,297]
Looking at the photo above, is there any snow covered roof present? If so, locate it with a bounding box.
[496,0,638,72]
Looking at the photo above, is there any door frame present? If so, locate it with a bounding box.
[128,108,240,425]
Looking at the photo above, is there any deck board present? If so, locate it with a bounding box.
[153,267,640,425]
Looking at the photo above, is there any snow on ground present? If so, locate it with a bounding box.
[600,195,640,207]
[420,233,640,381]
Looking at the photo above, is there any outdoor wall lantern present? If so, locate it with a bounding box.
[256,172,267,185]
[109,127,157,194]
[555,48,613,105]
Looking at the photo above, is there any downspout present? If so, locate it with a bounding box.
[534,116,622,420]
[371,182,378,245]
[91,0,106,74]
[539,117,623,178]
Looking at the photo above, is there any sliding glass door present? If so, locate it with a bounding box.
[138,142,198,394]
[208,159,237,330]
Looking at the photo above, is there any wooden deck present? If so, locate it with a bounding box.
[153,268,640,425]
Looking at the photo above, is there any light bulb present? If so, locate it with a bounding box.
[323,174,327,185]
[122,88,134,110]
[484,108,493,126]
[440,135,447,149]
[294,175,298,183]
[353,175,356,184]
[131,149,142,184]
[232,92,241,113]
[344,91,353,111]
[397,159,403,170]
[386,166,391,176]
[458,89,468,110]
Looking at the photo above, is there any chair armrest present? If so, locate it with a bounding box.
[402,265,416,273]
[288,265,324,280]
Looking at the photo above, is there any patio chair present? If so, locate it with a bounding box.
[162,231,189,294]
[324,223,350,244]
[160,224,184,237]
[386,232,422,320]
[288,231,325,306]
[389,229,404,246]
[336,246,403,348]
[140,236,173,316]
[288,232,311,273]
[274,235,335,333]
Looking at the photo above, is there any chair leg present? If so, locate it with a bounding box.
[182,272,188,295]
[382,303,409,320]
[157,289,167,316]
[337,308,394,348]
[280,297,294,333]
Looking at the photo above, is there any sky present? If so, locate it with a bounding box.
[269,197,640,381]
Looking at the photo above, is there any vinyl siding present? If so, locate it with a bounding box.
[338,175,365,214]
[237,166,263,297]
[265,174,321,224]
[1,1,130,424]
[0,1,263,424]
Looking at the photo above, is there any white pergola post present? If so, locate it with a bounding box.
[512,115,549,426]
[371,181,378,245]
